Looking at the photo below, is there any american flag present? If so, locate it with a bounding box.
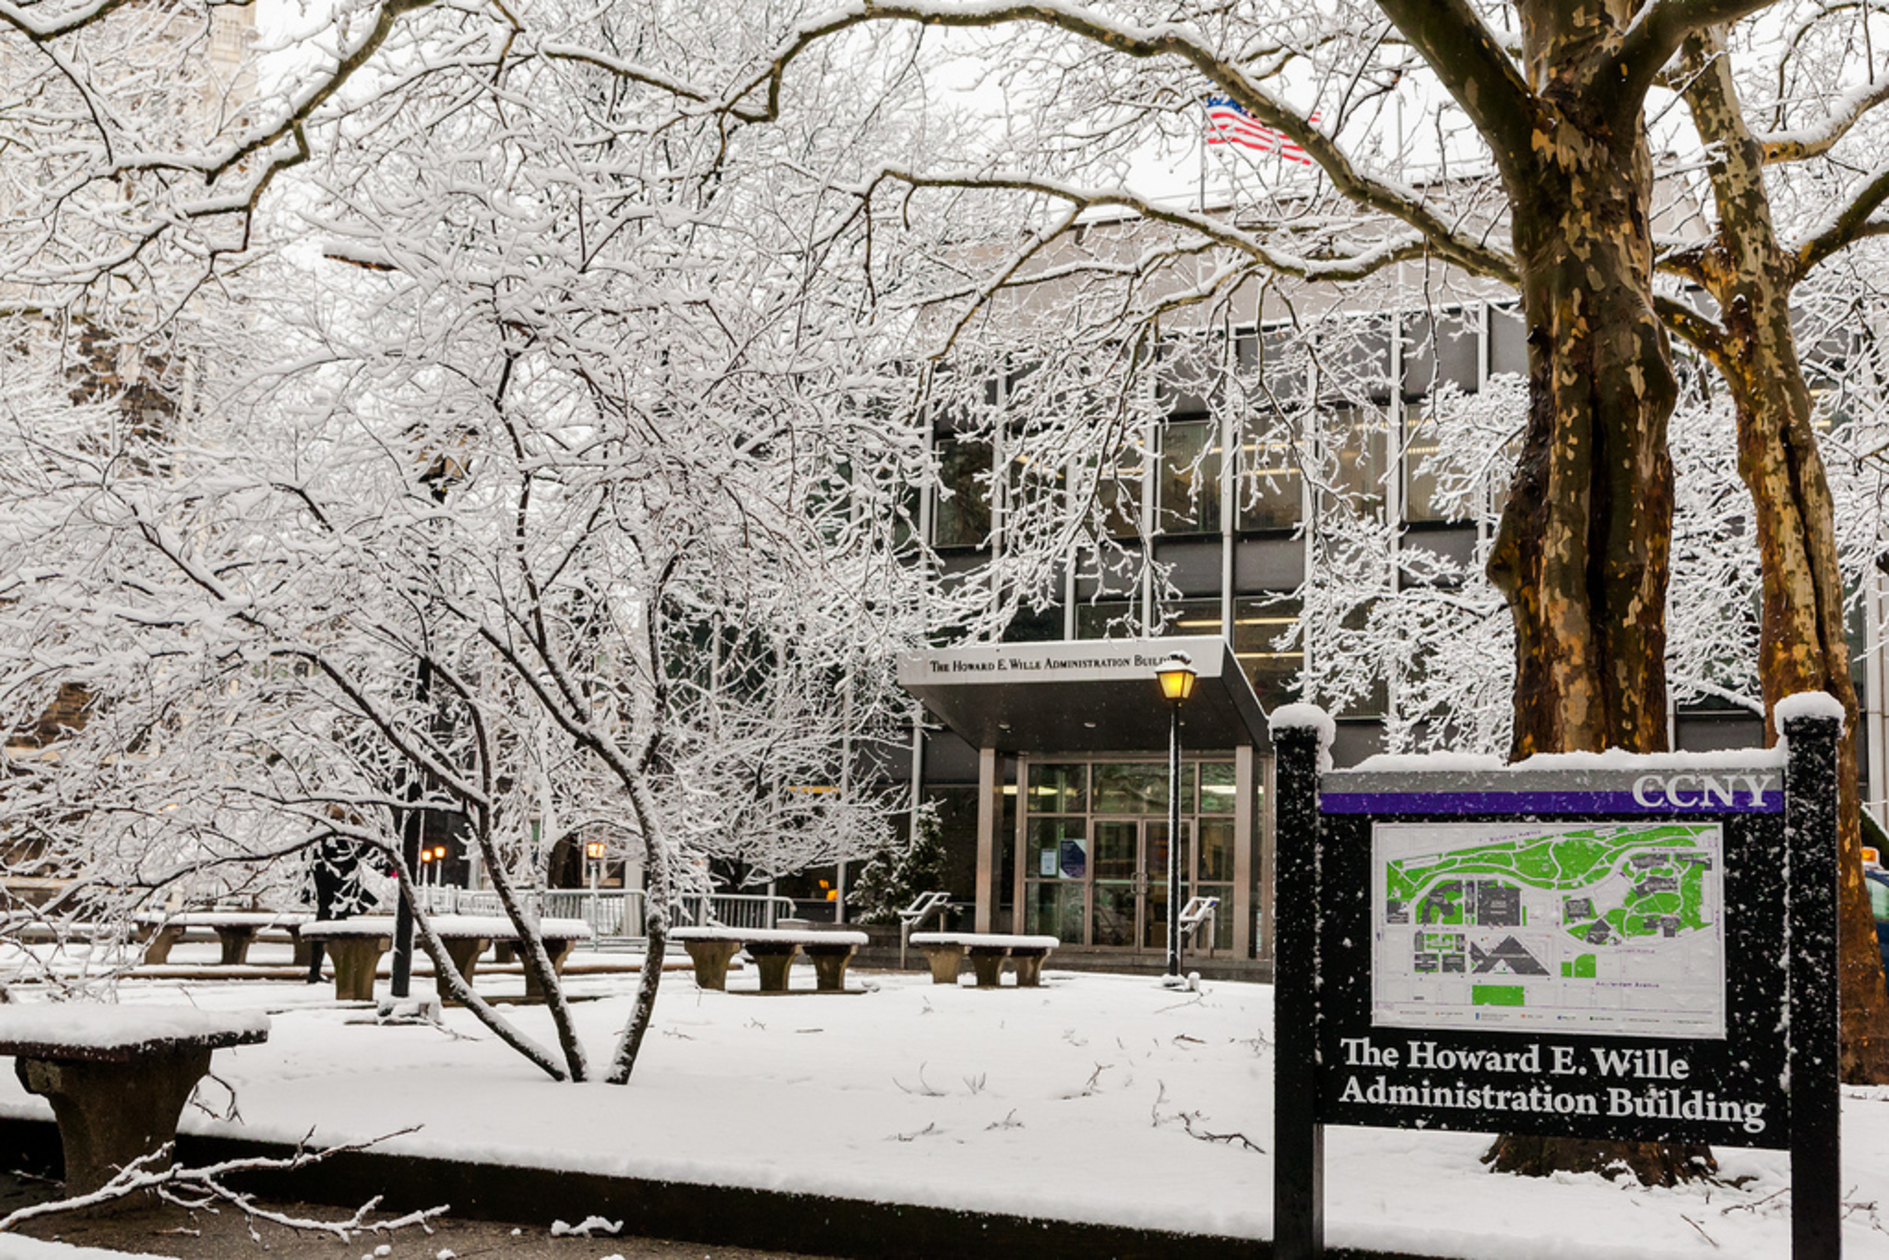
[1205,96,1314,164]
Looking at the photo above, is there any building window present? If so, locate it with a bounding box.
[1326,404,1388,519]
[1077,599,1140,639]
[1095,433,1146,538]
[1402,409,1456,524]
[1002,602,1065,643]
[1234,594,1302,709]
[1401,309,1481,400]
[1156,597,1224,640]
[1157,419,1223,535]
[933,435,991,548]
[1237,412,1302,531]
[1488,303,1527,378]
[1325,601,1390,718]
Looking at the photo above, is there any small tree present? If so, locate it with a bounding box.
[849,810,949,926]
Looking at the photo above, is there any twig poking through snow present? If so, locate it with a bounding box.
[1060,1062,1111,1099]
[890,1122,939,1142]
[1178,1113,1265,1153]
[893,1061,947,1096]
[1680,1214,1719,1248]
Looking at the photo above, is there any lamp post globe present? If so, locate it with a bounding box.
[1154,651,1196,978]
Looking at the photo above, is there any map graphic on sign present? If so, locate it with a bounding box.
[1372,821,1726,1039]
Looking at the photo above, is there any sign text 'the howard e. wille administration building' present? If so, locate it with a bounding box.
[1270,700,1843,1259]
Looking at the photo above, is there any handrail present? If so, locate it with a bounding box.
[898,890,954,968]
[897,890,952,927]
[1178,896,1220,956]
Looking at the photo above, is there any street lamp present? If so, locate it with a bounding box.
[585,841,607,937]
[1155,651,1197,978]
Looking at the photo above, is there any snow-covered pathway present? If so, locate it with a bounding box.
[2,958,1884,1258]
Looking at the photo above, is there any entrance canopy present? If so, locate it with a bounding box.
[896,636,1270,754]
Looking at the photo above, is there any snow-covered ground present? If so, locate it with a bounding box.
[3,943,1887,1258]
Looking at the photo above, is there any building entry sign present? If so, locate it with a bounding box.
[1372,819,1729,1040]
[1270,702,1843,1259]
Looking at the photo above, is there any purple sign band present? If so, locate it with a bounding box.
[1321,790,1784,816]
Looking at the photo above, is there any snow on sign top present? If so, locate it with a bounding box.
[1324,754,1784,817]
[1775,689,1847,738]
[0,1003,268,1059]
[1267,702,1334,744]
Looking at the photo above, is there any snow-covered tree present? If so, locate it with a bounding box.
[0,2,962,1080]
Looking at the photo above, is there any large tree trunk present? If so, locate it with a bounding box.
[1673,31,1889,1084]
[1485,81,1675,761]
[1479,18,1705,1181]
[1723,348,1889,1084]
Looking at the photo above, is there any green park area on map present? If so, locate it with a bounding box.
[1384,824,1714,946]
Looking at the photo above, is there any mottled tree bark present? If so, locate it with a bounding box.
[1473,39,1707,1190]
[1487,107,1675,760]
[1376,0,1760,1182]
[1665,31,1889,1085]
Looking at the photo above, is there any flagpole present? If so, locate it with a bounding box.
[1199,98,1209,216]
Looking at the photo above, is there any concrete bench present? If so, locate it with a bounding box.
[0,1004,268,1197]
[135,911,310,966]
[301,914,592,1001]
[671,927,869,993]
[297,918,395,1000]
[907,933,1060,987]
[426,915,593,1000]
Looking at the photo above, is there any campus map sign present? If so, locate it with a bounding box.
[1371,820,1727,1040]
[1269,708,1843,1260]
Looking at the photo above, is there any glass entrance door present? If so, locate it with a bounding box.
[1091,818,1190,948]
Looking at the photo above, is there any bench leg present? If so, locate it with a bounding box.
[437,938,487,1003]
[330,939,388,1001]
[682,940,741,991]
[1011,950,1050,987]
[17,1045,212,1200]
[215,926,257,966]
[968,947,1009,988]
[751,945,798,992]
[919,944,965,984]
[523,941,576,1000]
[141,927,180,966]
[808,946,856,992]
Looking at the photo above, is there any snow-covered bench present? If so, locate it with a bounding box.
[907,933,1059,988]
[0,1004,269,1195]
[300,914,593,1001]
[670,926,870,992]
[135,910,310,966]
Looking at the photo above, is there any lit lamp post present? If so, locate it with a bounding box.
[585,840,606,936]
[1155,650,1197,978]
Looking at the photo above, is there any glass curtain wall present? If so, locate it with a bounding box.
[1022,758,1239,953]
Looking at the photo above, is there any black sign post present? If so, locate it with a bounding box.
[1272,710,1842,1259]
[1786,714,1841,1259]
[1273,722,1324,1258]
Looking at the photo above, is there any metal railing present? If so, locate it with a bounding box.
[408,884,796,945]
